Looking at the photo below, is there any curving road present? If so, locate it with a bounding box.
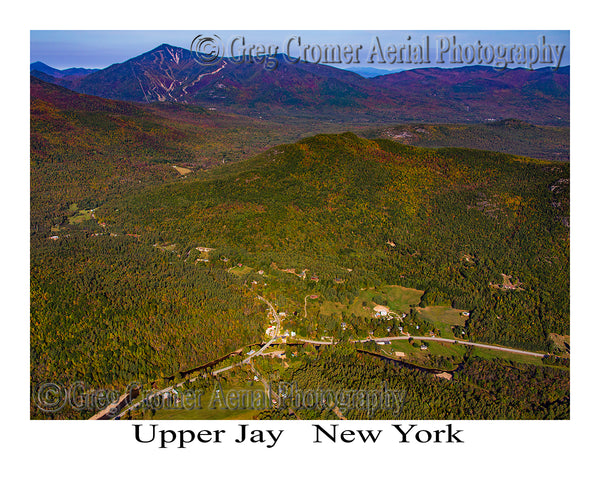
[98,293,546,420]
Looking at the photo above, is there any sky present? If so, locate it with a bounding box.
[31,30,570,71]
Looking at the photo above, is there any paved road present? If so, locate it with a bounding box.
[295,338,335,345]
[101,292,545,420]
[110,295,282,419]
[115,385,176,420]
[110,330,544,419]
[353,336,545,357]
[114,337,284,419]
[295,335,544,357]
[303,295,310,318]
[214,295,283,373]
[242,336,281,364]
[257,295,281,337]
[90,392,130,420]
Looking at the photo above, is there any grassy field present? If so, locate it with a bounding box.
[416,305,467,337]
[418,340,466,358]
[228,265,254,276]
[319,285,423,318]
[319,299,371,317]
[172,165,193,176]
[388,339,466,366]
[470,346,545,367]
[67,203,94,225]
[548,333,570,355]
[377,285,424,311]
[387,338,547,368]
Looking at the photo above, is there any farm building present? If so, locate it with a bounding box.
[373,305,390,316]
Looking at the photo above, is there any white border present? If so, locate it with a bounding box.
[4,1,598,477]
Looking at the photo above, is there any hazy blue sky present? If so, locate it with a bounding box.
[31,30,570,71]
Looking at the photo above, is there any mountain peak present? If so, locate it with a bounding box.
[150,43,187,53]
[34,43,570,125]
[30,61,60,76]
[30,61,50,69]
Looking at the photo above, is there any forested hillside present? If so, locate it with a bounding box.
[30,77,345,233]
[30,232,268,418]
[101,133,569,351]
[257,343,569,420]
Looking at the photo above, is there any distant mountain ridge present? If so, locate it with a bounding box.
[344,66,406,77]
[30,61,99,78]
[31,43,570,125]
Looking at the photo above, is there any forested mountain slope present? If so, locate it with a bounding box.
[101,133,569,351]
